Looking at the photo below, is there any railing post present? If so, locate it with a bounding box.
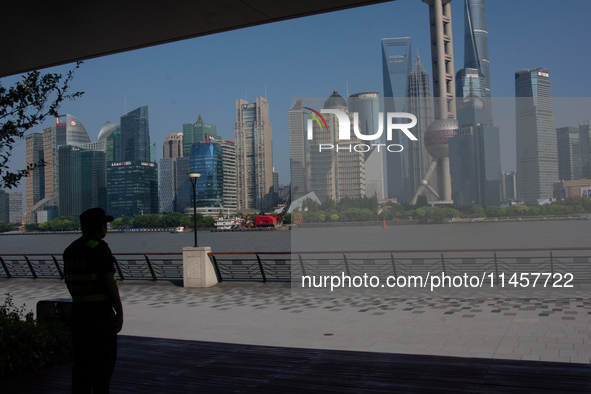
[113,257,125,281]
[298,254,306,277]
[550,252,554,285]
[256,254,267,283]
[52,255,64,280]
[440,253,446,274]
[343,254,351,277]
[0,257,11,279]
[209,254,223,283]
[144,255,157,281]
[494,252,499,285]
[24,255,37,279]
[390,253,397,279]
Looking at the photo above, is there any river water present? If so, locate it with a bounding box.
[1,220,590,255]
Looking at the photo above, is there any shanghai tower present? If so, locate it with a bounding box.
[464,0,490,95]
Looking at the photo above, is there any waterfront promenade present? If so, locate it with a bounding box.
[2,278,590,363]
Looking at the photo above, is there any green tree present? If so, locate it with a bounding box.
[0,221,14,232]
[415,195,429,208]
[471,205,485,216]
[1,63,84,189]
[486,206,504,217]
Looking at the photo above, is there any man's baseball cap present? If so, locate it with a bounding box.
[80,208,114,225]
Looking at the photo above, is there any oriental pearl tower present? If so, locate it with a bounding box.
[411,0,458,204]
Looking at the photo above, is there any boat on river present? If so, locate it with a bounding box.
[171,225,192,233]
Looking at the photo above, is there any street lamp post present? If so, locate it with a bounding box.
[188,172,201,247]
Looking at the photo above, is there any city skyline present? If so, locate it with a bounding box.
[2,0,590,205]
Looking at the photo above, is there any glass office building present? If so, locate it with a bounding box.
[97,121,121,163]
[515,68,558,202]
[121,106,150,162]
[381,37,412,200]
[556,127,582,182]
[449,100,501,207]
[182,115,218,157]
[159,157,192,213]
[58,146,107,218]
[25,133,45,223]
[190,139,237,214]
[107,161,158,218]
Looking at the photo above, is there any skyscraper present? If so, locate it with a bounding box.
[190,139,237,214]
[556,127,582,181]
[579,120,591,179]
[0,190,8,222]
[463,0,491,98]
[449,97,501,207]
[234,97,273,212]
[381,37,412,200]
[501,171,517,202]
[107,161,158,218]
[97,121,121,163]
[183,115,218,157]
[120,106,150,162]
[159,157,191,213]
[459,0,493,126]
[308,91,365,202]
[348,92,383,199]
[25,133,44,223]
[43,115,92,206]
[289,98,310,199]
[8,192,22,223]
[58,146,107,218]
[407,55,436,201]
[515,68,558,202]
[163,132,183,159]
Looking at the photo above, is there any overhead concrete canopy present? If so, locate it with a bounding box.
[1,0,393,78]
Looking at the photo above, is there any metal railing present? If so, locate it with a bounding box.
[208,248,591,284]
[0,253,183,281]
[2,248,591,284]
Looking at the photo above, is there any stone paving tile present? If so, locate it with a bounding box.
[1,279,590,364]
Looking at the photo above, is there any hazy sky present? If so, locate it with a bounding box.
[3,0,590,199]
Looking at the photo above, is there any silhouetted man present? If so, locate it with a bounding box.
[64,208,123,394]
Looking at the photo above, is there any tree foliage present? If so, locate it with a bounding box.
[0,63,84,189]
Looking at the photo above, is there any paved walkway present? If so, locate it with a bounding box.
[2,279,591,364]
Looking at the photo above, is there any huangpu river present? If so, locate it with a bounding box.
[1,220,590,255]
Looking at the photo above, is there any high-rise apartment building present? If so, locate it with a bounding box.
[121,106,150,162]
[58,146,107,218]
[234,97,273,212]
[190,139,237,214]
[407,55,436,201]
[183,115,218,157]
[163,132,183,159]
[25,133,45,223]
[579,120,591,179]
[159,157,191,213]
[348,92,384,199]
[107,161,158,218]
[515,68,558,202]
[381,37,412,200]
[308,91,365,202]
[556,127,582,182]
